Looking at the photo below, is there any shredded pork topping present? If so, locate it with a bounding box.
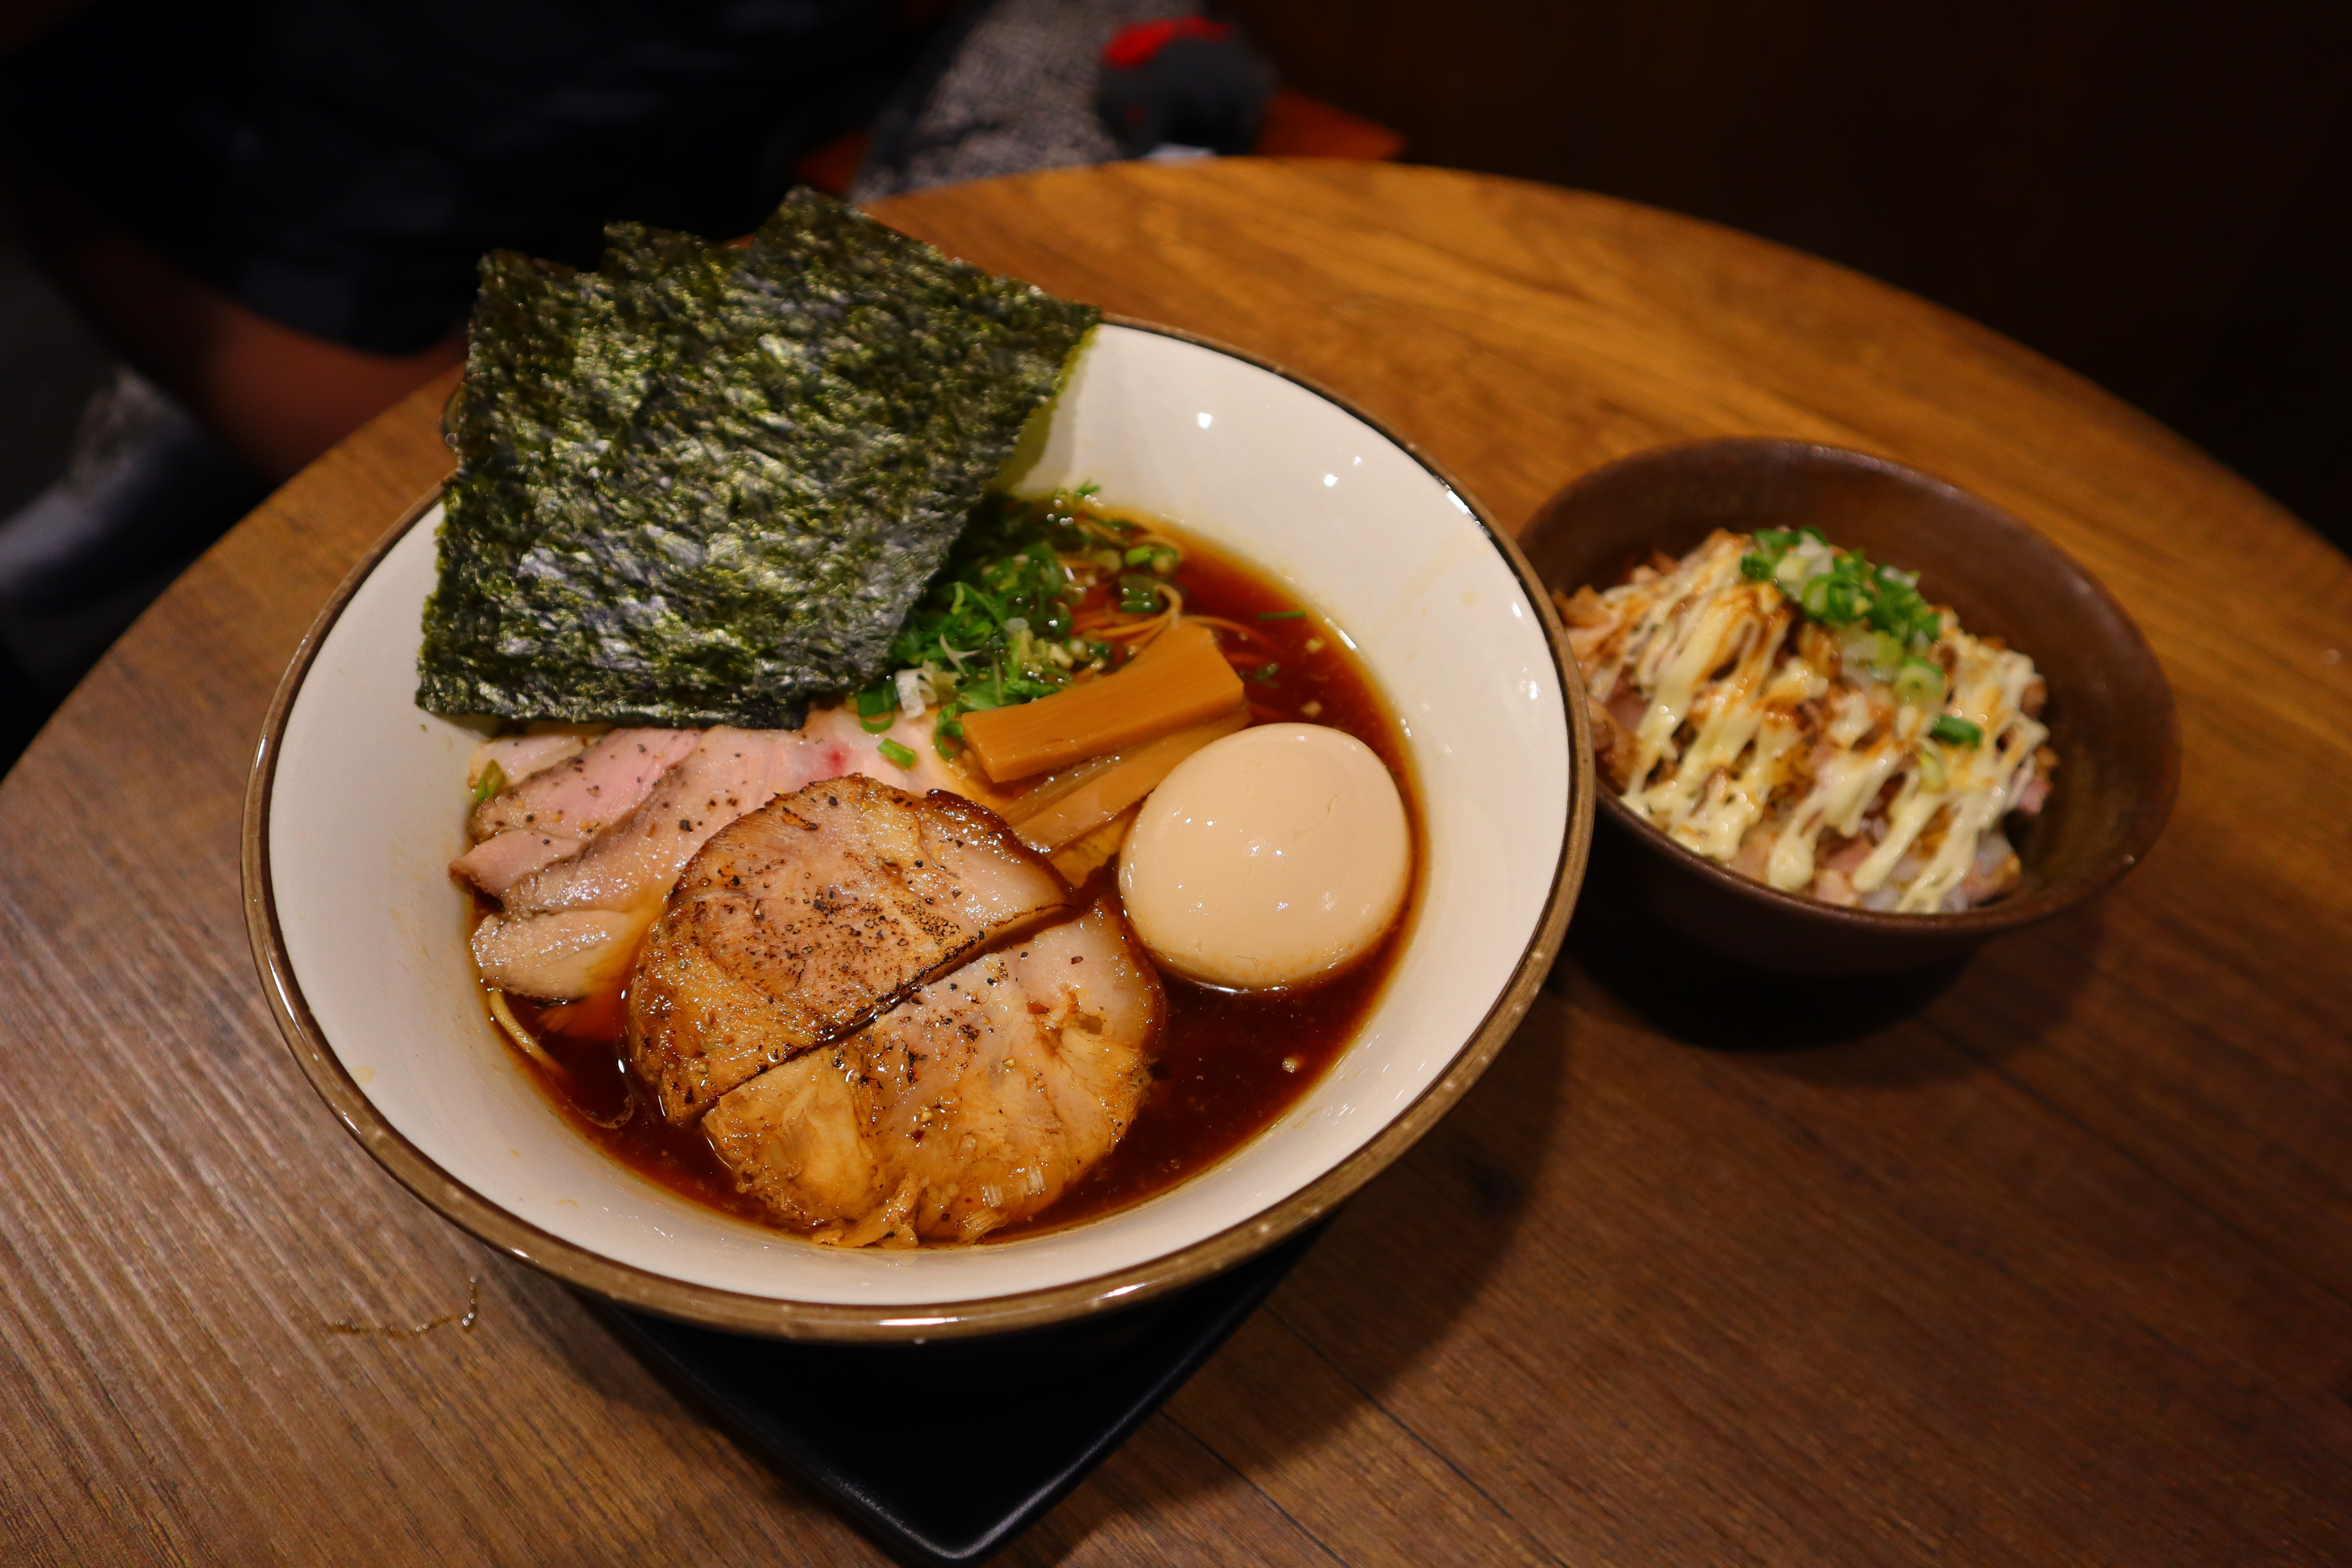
[1559,530,2055,914]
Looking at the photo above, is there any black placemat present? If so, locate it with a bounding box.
[598,1226,1320,1565]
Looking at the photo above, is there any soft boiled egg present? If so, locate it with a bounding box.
[1118,723,1410,989]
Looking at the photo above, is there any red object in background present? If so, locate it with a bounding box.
[792,24,1406,199]
[1101,18,1233,72]
[793,131,871,197]
[1254,89,1406,162]
[790,89,1406,196]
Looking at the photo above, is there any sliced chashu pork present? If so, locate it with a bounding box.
[625,773,1073,1122]
[702,898,1161,1244]
[461,710,994,1002]
[499,721,868,918]
[454,728,700,897]
[468,731,588,791]
[468,909,644,1001]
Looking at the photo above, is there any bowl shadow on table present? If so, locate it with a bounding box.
[460,989,1585,1568]
[1553,833,2105,1085]
[514,1022,1568,1562]
[1030,972,1577,1537]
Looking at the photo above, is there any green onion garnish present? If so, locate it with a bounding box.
[1930,715,1984,746]
[875,737,918,769]
[854,683,897,733]
[1118,573,1163,614]
[1258,609,1305,620]
[1123,545,1158,566]
[1250,661,1281,686]
[1893,657,1944,709]
[472,759,507,805]
[1743,527,1944,648]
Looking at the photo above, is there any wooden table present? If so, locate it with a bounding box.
[5,161,2348,1565]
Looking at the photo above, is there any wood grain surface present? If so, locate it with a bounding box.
[3,160,2348,1566]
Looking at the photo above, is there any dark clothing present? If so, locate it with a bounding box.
[5,0,897,352]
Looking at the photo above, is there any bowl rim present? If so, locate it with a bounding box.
[1526,434,2178,940]
[240,316,1597,1341]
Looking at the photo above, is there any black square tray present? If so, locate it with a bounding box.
[599,1225,1319,1564]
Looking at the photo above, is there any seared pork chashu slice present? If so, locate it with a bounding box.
[702,898,1162,1245]
[626,774,1072,1122]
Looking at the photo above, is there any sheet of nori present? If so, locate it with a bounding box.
[418,191,1100,728]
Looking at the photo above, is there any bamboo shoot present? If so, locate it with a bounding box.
[1007,706,1249,852]
[963,620,1244,783]
[1050,804,1142,884]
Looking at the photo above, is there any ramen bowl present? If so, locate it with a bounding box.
[1519,437,2175,976]
[244,321,1592,1340]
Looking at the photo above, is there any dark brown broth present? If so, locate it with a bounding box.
[487,523,1418,1238]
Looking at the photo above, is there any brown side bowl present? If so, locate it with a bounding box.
[1518,438,2178,975]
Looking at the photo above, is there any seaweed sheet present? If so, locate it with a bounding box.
[418,190,1100,728]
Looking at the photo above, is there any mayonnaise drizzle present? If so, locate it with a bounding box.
[1565,531,2050,913]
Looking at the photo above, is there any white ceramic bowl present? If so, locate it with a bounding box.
[245,321,1592,1339]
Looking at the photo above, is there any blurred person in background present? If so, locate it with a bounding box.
[0,0,1281,766]
[0,0,916,617]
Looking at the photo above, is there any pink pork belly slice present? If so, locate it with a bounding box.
[470,909,645,1001]
[452,728,699,897]
[467,732,587,791]
[460,711,1014,1003]
[471,728,699,840]
[470,717,878,1002]
[500,720,872,918]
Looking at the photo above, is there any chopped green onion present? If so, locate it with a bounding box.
[883,490,1156,760]
[1151,548,1180,575]
[1915,743,1948,791]
[1892,657,1944,708]
[1752,526,1949,653]
[875,737,918,769]
[1930,715,1984,746]
[1258,609,1306,620]
[472,759,506,804]
[1118,573,1164,614]
[1075,481,1101,497]
[1123,545,1158,566]
[1250,661,1281,686]
[854,683,897,733]
[1842,627,1902,679]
